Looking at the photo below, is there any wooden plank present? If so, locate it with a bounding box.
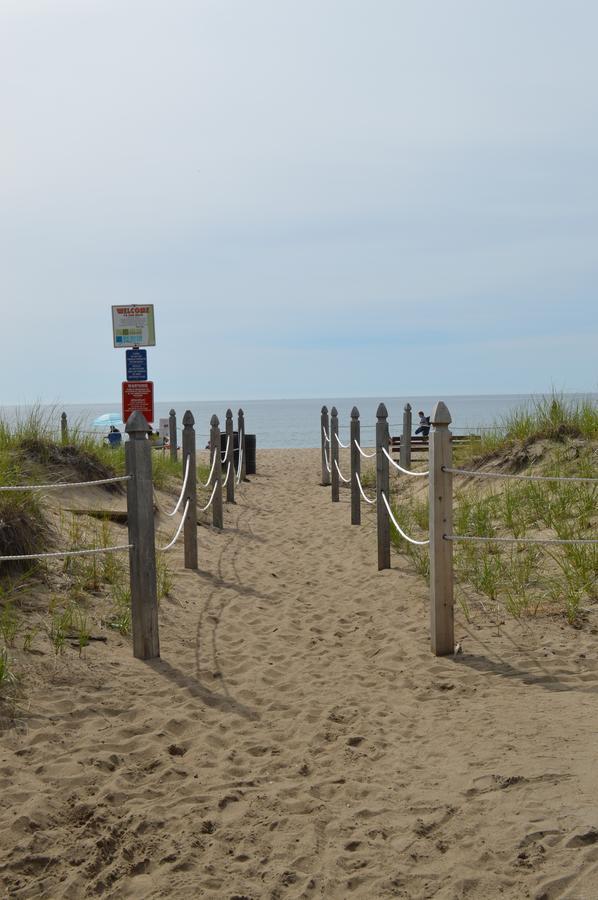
[225,409,235,504]
[400,403,412,470]
[210,415,224,529]
[429,402,454,656]
[125,411,160,660]
[376,403,390,570]
[321,406,330,486]
[182,410,198,570]
[331,407,339,502]
[350,406,360,525]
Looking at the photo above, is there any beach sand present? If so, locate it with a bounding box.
[1,448,597,898]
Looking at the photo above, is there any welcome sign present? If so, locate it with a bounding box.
[112,305,156,348]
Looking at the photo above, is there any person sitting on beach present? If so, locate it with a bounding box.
[107,425,122,447]
[415,411,431,437]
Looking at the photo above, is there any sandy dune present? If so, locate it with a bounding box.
[1,448,597,898]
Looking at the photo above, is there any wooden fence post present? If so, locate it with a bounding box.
[61,412,68,444]
[350,406,361,525]
[125,411,160,660]
[400,403,412,470]
[225,409,235,504]
[320,406,331,486]
[182,410,198,570]
[169,408,178,462]
[376,402,391,570]
[210,415,224,529]
[330,406,339,502]
[237,408,247,482]
[429,401,454,656]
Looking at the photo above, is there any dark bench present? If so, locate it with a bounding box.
[390,434,481,456]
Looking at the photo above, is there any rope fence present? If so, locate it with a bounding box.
[319,399,597,657]
[0,544,132,562]
[0,475,131,492]
[1,405,254,661]
[163,455,191,517]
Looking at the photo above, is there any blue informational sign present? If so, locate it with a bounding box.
[126,348,148,382]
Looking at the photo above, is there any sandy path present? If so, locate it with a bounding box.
[1,449,597,899]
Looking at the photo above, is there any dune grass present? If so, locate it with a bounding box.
[469,393,598,459]
[388,394,597,627]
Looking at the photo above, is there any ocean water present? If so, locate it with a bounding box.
[1,394,596,449]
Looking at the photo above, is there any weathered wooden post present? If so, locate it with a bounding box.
[125,411,160,660]
[182,410,198,570]
[376,402,391,570]
[237,408,247,482]
[429,401,454,656]
[225,409,235,504]
[61,412,68,444]
[400,403,412,470]
[210,414,224,529]
[350,406,361,525]
[330,406,339,502]
[169,408,178,462]
[320,405,331,486]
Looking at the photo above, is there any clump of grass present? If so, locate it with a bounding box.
[156,553,173,600]
[360,467,376,490]
[0,648,16,693]
[470,393,598,459]
[106,584,131,636]
[0,603,20,647]
[0,493,53,575]
[388,498,430,580]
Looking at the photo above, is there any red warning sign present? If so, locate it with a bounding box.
[122,381,154,425]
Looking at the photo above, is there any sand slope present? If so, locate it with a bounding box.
[1,448,597,899]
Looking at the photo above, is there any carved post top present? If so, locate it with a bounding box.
[351,406,360,419]
[182,410,194,428]
[169,408,176,417]
[210,414,219,428]
[431,401,452,426]
[226,408,233,420]
[404,402,411,412]
[126,411,150,439]
[238,407,244,418]
[61,411,67,421]
[331,406,338,419]
[376,402,388,420]
[321,405,328,415]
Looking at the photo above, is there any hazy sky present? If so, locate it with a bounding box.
[1,0,597,403]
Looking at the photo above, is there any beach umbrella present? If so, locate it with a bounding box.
[91,412,124,428]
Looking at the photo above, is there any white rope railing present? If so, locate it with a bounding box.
[443,466,598,484]
[322,426,331,445]
[220,435,230,462]
[198,450,218,488]
[381,446,429,477]
[236,433,244,484]
[0,475,131,492]
[381,492,430,546]
[354,439,376,459]
[445,533,598,546]
[158,500,189,552]
[0,544,132,562]
[222,462,232,488]
[199,480,219,512]
[324,447,331,474]
[334,433,350,449]
[355,472,376,504]
[334,459,351,484]
[163,455,191,517]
